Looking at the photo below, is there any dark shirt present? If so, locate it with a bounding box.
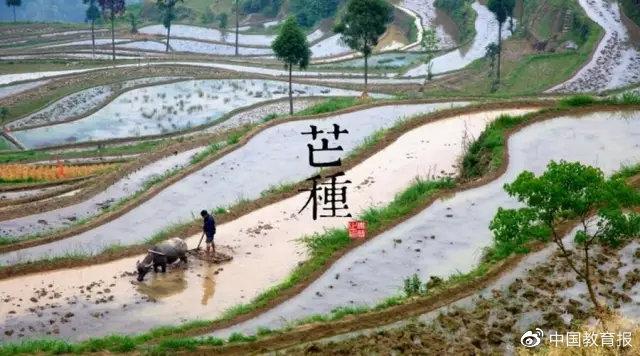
[203,214,216,237]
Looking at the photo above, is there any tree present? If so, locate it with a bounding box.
[271,16,310,115]
[490,161,640,316]
[6,0,21,22]
[420,28,438,91]
[84,0,101,58]
[219,12,228,29]
[485,42,499,78]
[156,0,183,52]
[219,12,229,40]
[290,0,340,27]
[334,0,393,96]
[128,12,138,34]
[98,0,126,62]
[487,0,514,88]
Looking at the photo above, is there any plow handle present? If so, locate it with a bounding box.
[196,232,205,250]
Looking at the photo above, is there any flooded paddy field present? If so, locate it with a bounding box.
[550,0,640,92]
[316,52,425,70]
[139,24,324,48]
[0,147,204,238]
[0,102,467,265]
[400,0,457,49]
[211,110,640,338]
[0,80,50,100]
[404,2,513,77]
[1,0,640,351]
[0,107,525,341]
[280,234,640,355]
[7,79,372,149]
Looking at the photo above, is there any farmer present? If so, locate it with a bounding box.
[201,210,216,255]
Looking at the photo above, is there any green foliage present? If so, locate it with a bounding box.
[609,92,640,105]
[403,273,425,296]
[489,207,550,258]
[492,160,640,256]
[421,29,439,80]
[461,113,530,178]
[0,137,13,151]
[611,163,640,181]
[84,0,101,21]
[261,113,278,122]
[487,0,515,24]
[491,161,640,310]
[333,0,393,57]
[156,0,183,29]
[295,97,359,116]
[226,131,243,145]
[260,182,296,197]
[256,327,274,336]
[199,7,216,23]
[272,16,311,114]
[218,12,229,29]
[619,0,640,28]
[360,178,454,232]
[290,0,340,27]
[242,0,282,17]
[272,16,311,69]
[227,332,257,343]
[128,12,138,33]
[434,0,476,43]
[190,142,222,164]
[558,94,598,107]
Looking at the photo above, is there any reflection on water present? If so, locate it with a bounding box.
[201,264,217,305]
[136,267,188,300]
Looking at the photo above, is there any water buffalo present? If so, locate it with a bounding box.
[136,237,188,281]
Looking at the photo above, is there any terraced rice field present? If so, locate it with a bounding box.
[1,0,640,353]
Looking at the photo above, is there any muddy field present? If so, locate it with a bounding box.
[0,106,518,341]
[283,239,640,355]
[1,0,640,352]
[211,110,640,339]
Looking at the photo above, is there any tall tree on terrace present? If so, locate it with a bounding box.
[219,12,228,41]
[420,28,438,91]
[6,0,21,22]
[487,0,515,88]
[98,0,126,62]
[156,0,183,52]
[272,16,311,115]
[334,0,393,96]
[84,0,101,58]
[490,161,640,317]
